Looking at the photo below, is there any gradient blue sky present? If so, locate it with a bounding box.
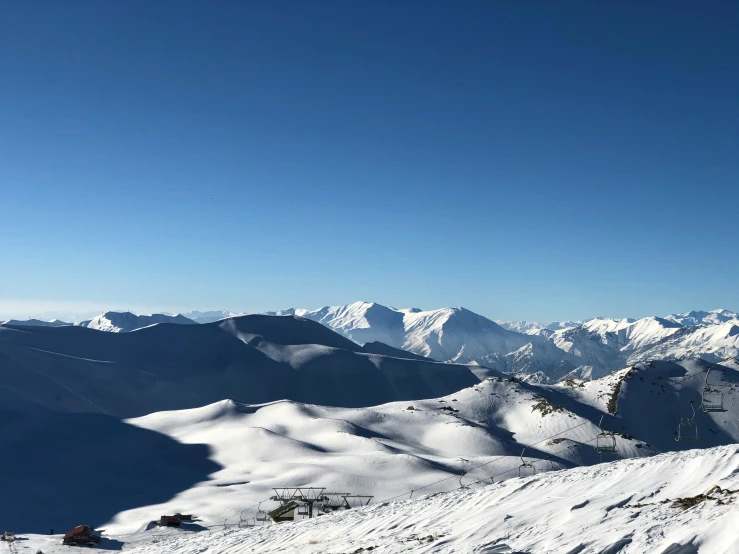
[1,1,737,322]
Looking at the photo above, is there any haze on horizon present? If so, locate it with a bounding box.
[1,1,737,322]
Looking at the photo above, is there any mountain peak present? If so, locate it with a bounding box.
[78,311,197,332]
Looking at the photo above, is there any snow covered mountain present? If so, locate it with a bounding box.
[15,302,739,384]
[1,318,71,327]
[496,319,581,333]
[665,309,739,327]
[272,302,532,365]
[78,311,198,332]
[269,302,739,383]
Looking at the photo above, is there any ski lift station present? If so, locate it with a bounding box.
[264,488,373,523]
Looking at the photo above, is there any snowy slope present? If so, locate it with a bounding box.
[78,311,198,332]
[119,445,739,554]
[633,322,739,364]
[511,316,738,381]
[1,351,737,547]
[17,446,739,553]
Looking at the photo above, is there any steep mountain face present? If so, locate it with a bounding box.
[278,301,531,365]
[635,322,739,363]
[78,311,198,332]
[1,318,70,327]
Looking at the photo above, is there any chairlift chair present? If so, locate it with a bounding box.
[297,504,309,517]
[518,447,536,478]
[595,414,618,455]
[701,368,727,413]
[255,503,269,522]
[675,400,699,442]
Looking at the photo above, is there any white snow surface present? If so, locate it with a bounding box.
[23,445,737,554]
[81,361,739,530]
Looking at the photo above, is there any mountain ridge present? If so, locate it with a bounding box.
[8,303,739,382]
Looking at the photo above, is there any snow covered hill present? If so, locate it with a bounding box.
[78,311,198,332]
[15,357,739,550]
[122,444,739,554]
[0,314,480,417]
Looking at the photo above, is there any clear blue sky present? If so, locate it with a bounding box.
[1,1,737,322]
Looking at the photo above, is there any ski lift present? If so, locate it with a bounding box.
[701,367,726,413]
[297,504,309,517]
[239,516,255,528]
[595,414,618,455]
[518,446,536,477]
[675,400,699,442]
[255,503,269,522]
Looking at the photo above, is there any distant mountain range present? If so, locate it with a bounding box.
[78,311,198,332]
[264,302,739,382]
[3,303,737,382]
